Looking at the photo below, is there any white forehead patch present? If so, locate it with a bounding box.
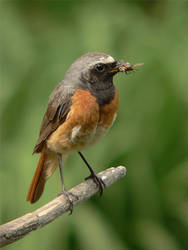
[97,55,115,64]
[88,55,115,68]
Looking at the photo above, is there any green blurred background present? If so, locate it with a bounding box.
[1,1,188,249]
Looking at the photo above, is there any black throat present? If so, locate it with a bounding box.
[92,83,115,106]
[79,73,115,106]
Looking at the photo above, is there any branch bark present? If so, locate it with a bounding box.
[0,166,126,248]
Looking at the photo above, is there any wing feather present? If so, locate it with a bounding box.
[33,82,73,153]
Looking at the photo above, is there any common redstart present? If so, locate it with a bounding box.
[26,52,143,212]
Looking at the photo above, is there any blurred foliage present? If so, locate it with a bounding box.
[1,1,188,250]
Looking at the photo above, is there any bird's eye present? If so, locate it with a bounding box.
[96,64,105,72]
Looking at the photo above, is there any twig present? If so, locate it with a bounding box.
[0,166,126,247]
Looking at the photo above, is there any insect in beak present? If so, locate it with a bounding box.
[109,61,144,74]
[120,62,144,74]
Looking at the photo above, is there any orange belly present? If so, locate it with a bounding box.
[47,89,119,153]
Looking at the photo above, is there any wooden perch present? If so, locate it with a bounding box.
[0,166,126,247]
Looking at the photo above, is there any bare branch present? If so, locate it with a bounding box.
[0,166,126,248]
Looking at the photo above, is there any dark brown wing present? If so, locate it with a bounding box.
[33,82,73,154]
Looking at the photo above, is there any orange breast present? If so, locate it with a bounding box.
[99,90,119,128]
[47,89,119,154]
[93,90,119,143]
[47,89,99,153]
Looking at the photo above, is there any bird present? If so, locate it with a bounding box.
[26,52,142,212]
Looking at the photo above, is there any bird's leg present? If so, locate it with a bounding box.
[78,151,106,196]
[57,153,78,214]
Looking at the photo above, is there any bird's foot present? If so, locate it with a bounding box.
[85,173,106,196]
[58,190,78,215]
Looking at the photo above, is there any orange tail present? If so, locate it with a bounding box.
[26,148,58,203]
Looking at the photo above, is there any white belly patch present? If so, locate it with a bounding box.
[69,112,117,147]
[70,125,82,141]
[69,125,97,145]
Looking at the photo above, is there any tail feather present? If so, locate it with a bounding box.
[26,148,58,203]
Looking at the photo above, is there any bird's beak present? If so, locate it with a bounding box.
[109,61,144,74]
